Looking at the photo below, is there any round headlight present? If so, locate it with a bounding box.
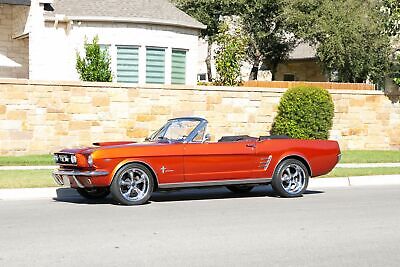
[88,155,93,167]
[70,155,77,164]
[53,154,59,163]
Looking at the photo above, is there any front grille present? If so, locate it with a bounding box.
[54,153,77,165]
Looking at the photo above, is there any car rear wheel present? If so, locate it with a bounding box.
[110,163,154,205]
[226,185,254,193]
[271,159,309,198]
[77,187,110,199]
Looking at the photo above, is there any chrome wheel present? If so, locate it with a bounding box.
[118,168,150,202]
[280,164,306,195]
[271,159,309,198]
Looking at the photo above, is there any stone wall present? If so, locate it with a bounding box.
[0,79,399,155]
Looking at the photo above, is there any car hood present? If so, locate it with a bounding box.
[57,141,163,155]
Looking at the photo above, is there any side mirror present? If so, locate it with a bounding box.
[203,134,211,143]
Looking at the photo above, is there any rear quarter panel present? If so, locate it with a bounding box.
[256,139,340,178]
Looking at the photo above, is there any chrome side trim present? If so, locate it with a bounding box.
[158,178,272,189]
[53,170,109,177]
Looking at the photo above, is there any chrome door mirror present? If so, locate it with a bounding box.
[203,134,211,143]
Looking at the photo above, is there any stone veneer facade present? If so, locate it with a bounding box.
[0,79,399,155]
[0,4,29,79]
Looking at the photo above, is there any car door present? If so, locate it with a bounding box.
[183,140,258,182]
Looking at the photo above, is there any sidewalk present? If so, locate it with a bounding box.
[0,175,399,201]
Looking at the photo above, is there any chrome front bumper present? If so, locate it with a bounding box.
[52,170,109,188]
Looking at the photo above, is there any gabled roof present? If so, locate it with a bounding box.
[45,0,206,30]
[0,0,30,5]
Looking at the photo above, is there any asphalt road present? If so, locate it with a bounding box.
[1,185,400,267]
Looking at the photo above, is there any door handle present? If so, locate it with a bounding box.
[246,144,256,148]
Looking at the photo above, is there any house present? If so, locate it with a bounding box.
[197,40,329,83]
[274,43,328,82]
[0,0,205,85]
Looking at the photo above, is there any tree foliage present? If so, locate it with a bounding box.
[214,23,248,86]
[271,86,334,140]
[381,0,400,86]
[237,0,296,80]
[381,0,400,37]
[173,0,236,81]
[76,36,113,82]
[284,0,391,84]
[174,0,294,81]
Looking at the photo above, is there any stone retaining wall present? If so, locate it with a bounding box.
[0,79,399,155]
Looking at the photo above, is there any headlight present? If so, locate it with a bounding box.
[70,155,77,164]
[53,154,59,163]
[88,155,93,167]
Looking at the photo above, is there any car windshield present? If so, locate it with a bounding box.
[147,119,202,143]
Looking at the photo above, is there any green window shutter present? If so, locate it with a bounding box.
[146,47,165,84]
[171,49,186,85]
[117,46,139,83]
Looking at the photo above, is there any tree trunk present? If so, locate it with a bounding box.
[206,41,213,82]
[270,63,278,81]
[249,56,260,81]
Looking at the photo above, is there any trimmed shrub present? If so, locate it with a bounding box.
[76,36,113,82]
[270,86,334,139]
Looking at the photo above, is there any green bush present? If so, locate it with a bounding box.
[76,36,113,82]
[270,86,334,139]
[214,23,247,86]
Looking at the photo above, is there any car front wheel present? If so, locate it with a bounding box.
[271,159,309,198]
[110,163,154,205]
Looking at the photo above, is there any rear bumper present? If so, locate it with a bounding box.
[52,169,109,188]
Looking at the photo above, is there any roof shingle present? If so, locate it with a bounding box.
[0,0,30,5]
[45,0,205,29]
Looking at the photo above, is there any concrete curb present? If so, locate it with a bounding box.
[0,174,399,201]
[336,163,400,168]
[308,174,400,188]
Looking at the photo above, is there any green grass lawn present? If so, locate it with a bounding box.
[0,170,56,189]
[0,155,54,166]
[340,150,400,163]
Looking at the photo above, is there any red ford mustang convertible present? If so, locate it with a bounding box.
[53,117,340,205]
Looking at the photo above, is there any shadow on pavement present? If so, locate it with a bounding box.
[53,186,324,205]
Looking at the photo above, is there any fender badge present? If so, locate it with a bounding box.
[161,166,174,174]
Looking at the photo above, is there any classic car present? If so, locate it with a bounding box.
[52,117,341,205]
